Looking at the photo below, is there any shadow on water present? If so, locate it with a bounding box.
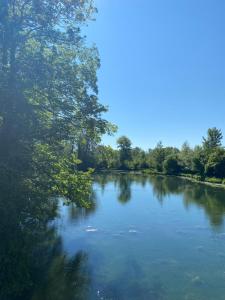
[67,191,97,224]
[98,259,165,300]
[2,173,225,299]
[0,184,93,300]
[99,280,165,300]
[95,173,225,228]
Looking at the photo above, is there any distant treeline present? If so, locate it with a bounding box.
[83,127,225,183]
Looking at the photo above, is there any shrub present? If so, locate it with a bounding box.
[163,156,181,175]
[192,175,203,181]
[205,177,223,184]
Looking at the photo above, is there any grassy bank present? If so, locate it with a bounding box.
[142,169,225,189]
[95,169,225,189]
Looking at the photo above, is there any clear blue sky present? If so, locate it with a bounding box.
[86,0,225,150]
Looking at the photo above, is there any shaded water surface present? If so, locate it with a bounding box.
[2,174,225,300]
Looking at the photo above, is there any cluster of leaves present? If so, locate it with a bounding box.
[0,0,113,206]
[91,128,225,181]
[31,143,94,206]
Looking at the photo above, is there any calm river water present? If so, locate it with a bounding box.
[56,174,225,300]
[2,173,225,300]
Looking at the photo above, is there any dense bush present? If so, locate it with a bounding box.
[163,155,181,175]
[205,148,225,178]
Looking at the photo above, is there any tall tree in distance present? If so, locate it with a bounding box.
[150,141,165,172]
[203,127,223,150]
[179,141,193,173]
[117,136,132,169]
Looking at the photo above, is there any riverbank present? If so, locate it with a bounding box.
[95,169,225,189]
[142,169,225,189]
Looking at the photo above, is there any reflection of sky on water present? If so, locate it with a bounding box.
[56,174,225,300]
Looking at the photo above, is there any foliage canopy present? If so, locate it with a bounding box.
[0,0,114,205]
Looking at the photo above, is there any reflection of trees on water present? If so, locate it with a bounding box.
[95,173,225,227]
[94,172,149,205]
[117,175,132,204]
[183,185,225,227]
[3,174,225,299]
[94,172,148,189]
[148,175,187,203]
[149,176,225,227]
[68,191,97,223]
[0,187,91,300]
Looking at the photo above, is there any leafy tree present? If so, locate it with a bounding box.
[117,136,132,169]
[164,146,179,157]
[192,146,205,177]
[203,127,223,150]
[130,147,147,170]
[0,0,113,205]
[149,141,165,172]
[205,148,225,178]
[94,145,119,170]
[179,141,193,173]
[163,155,181,175]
